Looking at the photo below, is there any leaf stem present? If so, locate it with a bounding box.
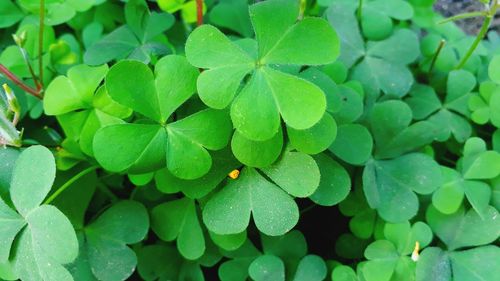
[455,0,498,69]
[429,39,446,72]
[438,11,486,24]
[357,0,363,22]
[196,0,203,26]
[0,64,42,99]
[38,0,45,89]
[44,166,98,205]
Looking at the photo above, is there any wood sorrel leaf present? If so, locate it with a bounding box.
[70,200,149,281]
[203,168,299,236]
[151,197,206,260]
[363,153,442,222]
[95,56,231,178]
[1,146,79,280]
[186,0,338,141]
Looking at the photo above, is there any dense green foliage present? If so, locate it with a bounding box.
[0,0,499,280]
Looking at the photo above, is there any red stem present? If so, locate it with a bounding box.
[0,64,42,99]
[196,0,203,26]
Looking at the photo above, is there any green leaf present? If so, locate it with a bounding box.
[185,24,254,68]
[309,154,351,206]
[288,113,337,155]
[426,205,500,250]
[332,265,358,281]
[203,168,299,236]
[293,255,327,281]
[260,151,320,198]
[463,151,500,179]
[0,148,19,199]
[209,0,253,37]
[449,246,500,281]
[362,240,398,281]
[155,148,239,199]
[166,108,232,179]
[96,56,227,177]
[416,247,451,281]
[0,146,79,280]
[73,201,149,281]
[231,126,283,168]
[105,60,162,122]
[94,124,166,173]
[249,0,298,57]
[84,26,139,65]
[10,146,56,216]
[325,0,364,67]
[352,29,420,98]
[363,153,442,222]
[370,100,437,159]
[136,244,184,281]
[329,124,373,165]
[0,198,24,262]
[151,197,205,260]
[209,231,247,252]
[248,255,285,281]
[261,18,340,65]
[384,221,433,255]
[0,1,23,28]
[488,55,500,84]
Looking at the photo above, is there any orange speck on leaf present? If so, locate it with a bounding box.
[228,169,240,179]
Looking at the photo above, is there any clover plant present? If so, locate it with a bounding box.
[0,0,499,280]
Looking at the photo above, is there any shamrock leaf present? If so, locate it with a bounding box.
[461,137,500,180]
[186,0,339,141]
[249,255,327,281]
[309,153,351,206]
[361,221,432,281]
[417,246,500,281]
[93,55,233,179]
[326,1,419,98]
[209,0,253,37]
[426,205,500,251]
[84,0,174,65]
[489,55,500,83]
[68,200,149,281]
[406,70,476,142]
[432,166,491,219]
[151,197,206,260]
[370,100,437,159]
[0,146,78,281]
[363,153,442,222]
[0,1,23,28]
[339,187,380,240]
[154,147,239,199]
[469,81,500,128]
[44,64,132,156]
[360,0,414,40]
[329,123,373,165]
[332,265,359,281]
[136,244,207,281]
[203,167,300,236]
[18,0,98,26]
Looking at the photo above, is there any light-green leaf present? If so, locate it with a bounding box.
[203,168,299,236]
[151,197,206,260]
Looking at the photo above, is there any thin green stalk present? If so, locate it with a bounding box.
[44,166,98,204]
[438,11,486,24]
[429,39,446,72]
[455,0,498,69]
[38,0,45,90]
[357,0,363,21]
